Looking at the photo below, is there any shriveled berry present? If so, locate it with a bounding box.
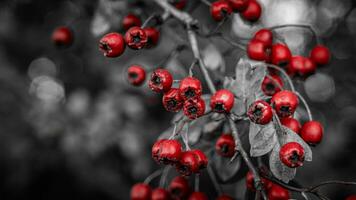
[247,39,270,61]
[281,117,301,134]
[169,0,187,10]
[210,89,235,113]
[151,188,170,200]
[131,183,151,200]
[163,88,184,112]
[179,77,203,101]
[310,45,330,66]
[99,32,125,57]
[143,27,160,48]
[240,0,262,22]
[169,176,190,199]
[227,0,249,12]
[268,184,290,200]
[149,69,173,93]
[127,65,146,86]
[271,90,299,118]
[287,56,316,77]
[280,142,305,168]
[52,26,73,47]
[122,13,142,31]
[215,134,236,158]
[191,149,208,170]
[188,192,208,200]
[177,151,200,176]
[216,194,234,200]
[270,43,292,67]
[183,98,206,120]
[125,26,148,50]
[253,29,273,47]
[300,121,323,145]
[247,100,273,125]
[210,0,233,21]
[261,74,283,96]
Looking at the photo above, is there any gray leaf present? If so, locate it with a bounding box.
[269,143,296,183]
[249,123,277,157]
[212,152,242,183]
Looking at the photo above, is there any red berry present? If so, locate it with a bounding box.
[346,195,356,200]
[143,27,160,48]
[52,26,73,47]
[127,65,146,86]
[240,0,262,22]
[160,140,183,164]
[131,183,152,200]
[169,0,187,10]
[183,98,206,120]
[287,56,316,77]
[216,194,234,200]
[247,39,270,61]
[261,74,283,96]
[247,100,273,125]
[253,29,273,47]
[279,142,305,168]
[122,13,142,31]
[151,188,170,200]
[310,45,330,66]
[149,69,173,93]
[163,88,184,112]
[227,0,249,12]
[188,192,208,200]
[210,0,233,21]
[281,117,301,134]
[99,32,126,57]
[191,149,208,170]
[210,89,235,113]
[177,151,200,176]
[152,139,167,163]
[169,176,191,199]
[271,90,299,118]
[245,171,272,191]
[300,121,323,145]
[268,184,290,200]
[215,134,236,158]
[270,43,292,67]
[125,26,148,50]
[179,77,203,101]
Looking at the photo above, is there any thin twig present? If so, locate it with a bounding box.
[195,174,200,192]
[144,169,163,184]
[295,92,313,121]
[200,0,212,6]
[269,24,320,44]
[266,64,295,92]
[159,166,171,188]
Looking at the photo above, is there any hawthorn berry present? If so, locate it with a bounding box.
[168,176,191,199]
[210,89,235,113]
[125,26,148,50]
[163,88,184,112]
[179,77,203,101]
[227,0,249,12]
[300,121,323,145]
[261,74,283,96]
[183,98,206,120]
[131,183,152,200]
[151,188,170,200]
[247,100,273,125]
[287,56,316,77]
[188,192,208,200]
[52,26,73,47]
[191,149,208,170]
[216,194,234,200]
[99,32,125,57]
[280,142,305,168]
[240,0,262,22]
[127,65,146,86]
[143,27,160,48]
[310,45,330,66]
[271,90,299,118]
[210,0,233,21]
[122,13,142,31]
[253,29,273,47]
[169,0,187,10]
[245,171,272,191]
[270,43,292,67]
[159,140,183,164]
[149,69,173,93]
[177,151,200,176]
[281,117,301,134]
[215,134,236,158]
[152,139,167,163]
[247,39,270,61]
[268,184,290,200]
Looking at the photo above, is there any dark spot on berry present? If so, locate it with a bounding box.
[99,42,111,52]
[167,99,177,109]
[133,35,141,43]
[184,88,196,98]
[214,103,225,112]
[253,107,262,117]
[188,106,197,114]
[171,188,182,197]
[220,144,229,155]
[289,151,300,164]
[151,75,161,85]
[129,72,138,79]
[280,105,290,113]
[278,61,288,67]
[266,83,275,92]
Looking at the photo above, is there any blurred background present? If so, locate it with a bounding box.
[0,0,356,199]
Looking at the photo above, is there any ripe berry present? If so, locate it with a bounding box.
[188,192,208,200]
[253,29,273,47]
[271,90,299,118]
[52,26,73,47]
[210,89,235,113]
[268,184,290,200]
[183,98,206,120]
[300,121,323,145]
[99,32,125,57]
[152,139,167,163]
[261,74,283,96]
[245,171,272,191]
[122,13,142,31]
[280,142,305,168]
[143,27,160,48]
[179,77,203,101]
[210,0,233,21]
[310,45,330,66]
[160,140,183,164]
[216,194,234,200]
[127,65,146,86]
[227,0,249,12]
[240,0,262,22]
[247,100,273,125]
[281,117,301,134]
[215,134,236,158]
[287,56,316,77]
[169,0,187,10]
[151,188,170,200]
[149,69,173,93]
[163,88,184,112]
[177,151,200,176]
[131,183,152,200]
[124,26,148,50]
[247,39,270,61]
[169,176,190,199]
[270,43,292,67]
[191,149,208,170]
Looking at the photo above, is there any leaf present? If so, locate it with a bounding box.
[211,152,242,183]
[269,142,296,183]
[249,123,277,157]
[202,44,225,72]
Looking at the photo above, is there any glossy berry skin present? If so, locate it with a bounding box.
[300,121,323,145]
[247,39,270,61]
[287,56,316,77]
[240,0,262,22]
[169,0,187,10]
[210,0,233,21]
[188,192,208,200]
[143,27,160,48]
[179,77,203,101]
[177,151,200,176]
[227,0,248,12]
[216,194,234,200]
[247,100,273,125]
[52,26,73,47]
[160,140,183,164]
[183,98,206,120]
[261,74,283,96]
[191,149,208,170]
[99,32,125,57]
[280,142,305,168]
[271,90,299,118]
[210,89,235,113]
[125,26,148,50]
[127,65,146,86]
[131,183,151,200]
[310,45,330,66]
[149,69,173,93]
[215,134,236,158]
[152,139,167,163]
[168,176,190,199]
[151,188,170,200]
[163,88,184,112]
[281,117,301,134]
[246,171,272,191]
[271,43,292,67]
[268,184,290,200]
[254,29,273,47]
[122,13,142,31]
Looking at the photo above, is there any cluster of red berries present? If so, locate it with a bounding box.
[210,0,261,22]
[215,134,236,158]
[52,26,73,48]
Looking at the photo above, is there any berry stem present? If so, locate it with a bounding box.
[143,169,163,184]
[159,166,171,188]
[269,24,321,44]
[181,123,191,150]
[141,13,161,28]
[194,174,200,192]
[202,32,246,50]
[295,92,313,121]
[189,59,199,76]
[210,16,228,35]
[266,64,295,92]
[207,165,223,195]
[199,0,212,6]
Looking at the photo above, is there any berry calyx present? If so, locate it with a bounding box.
[300,121,323,145]
[210,89,235,113]
[271,90,299,118]
[270,43,292,67]
[240,0,262,22]
[177,151,200,176]
[227,0,249,12]
[188,192,208,200]
[215,134,236,158]
[143,27,160,48]
[122,13,142,31]
[281,117,301,134]
[163,88,184,112]
[52,26,73,47]
[191,149,208,170]
[168,176,191,199]
[179,77,203,101]
[253,29,273,47]
[268,184,290,200]
[310,45,330,66]
[131,183,152,200]
[210,0,233,21]
[261,74,283,96]
[124,26,148,50]
[127,65,146,86]
[287,56,316,77]
[149,69,173,93]
[183,98,206,120]
[216,194,234,200]
[247,39,270,61]
[247,100,273,125]
[151,188,170,200]
[279,142,305,168]
[99,32,125,57]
